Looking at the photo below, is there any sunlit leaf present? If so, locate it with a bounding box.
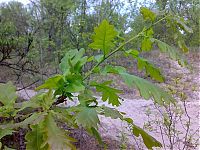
[59,48,88,75]
[36,75,64,91]
[140,7,156,22]
[89,20,117,55]
[178,40,189,53]
[0,128,14,139]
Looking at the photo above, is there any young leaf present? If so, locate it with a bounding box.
[0,82,17,106]
[78,90,97,107]
[102,65,126,75]
[89,20,117,55]
[59,48,88,75]
[64,74,85,93]
[141,38,153,51]
[119,73,174,105]
[125,49,139,58]
[140,7,156,22]
[36,75,64,91]
[141,28,154,51]
[91,81,122,106]
[0,112,47,129]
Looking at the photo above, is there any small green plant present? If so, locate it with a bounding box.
[0,7,191,149]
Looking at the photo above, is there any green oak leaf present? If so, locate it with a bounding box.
[89,20,117,55]
[153,38,187,66]
[102,65,126,75]
[175,17,193,33]
[41,112,76,150]
[120,73,174,105]
[91,81,122,106]
[0,112,47,130]
[64,74,85,93]
[141,38,153,51]
[59,48,88,75]
[90,127,103,145]
[20,90,54,111]
[0,128,14,139]
[140,7,156,22]
[36,75,64,91]
[132,124,162,149]
[125,49,139,58]
[123,117,162,149]
[178,40,189,53]
[75,107,100,129]
[100,65,173,104]
[141,28,154,51]
[0,81,17,106]
[137,57,164,82]
[78,90,97,107]
[99,105,124,119]
[26,124,47,150]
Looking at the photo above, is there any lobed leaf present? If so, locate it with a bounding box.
[36,75,64,91]
[75,106,100,129]
[91,81,122,106]
[41,112,76,150]
[120,73,174,105]
[99,105,124,120]
[124,118,162,149]
[175,17,193,33]
[140,7,156,22]
[26,124,47,150]
[153,38,187,66]
[59,48,88,75]
[20,90,54,111]
[137,57,164,82]
[0,82,17,106]
[89,20,117,55]
[0,128,14,139]
[132,124,162,149]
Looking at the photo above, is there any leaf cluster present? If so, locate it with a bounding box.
[0,7,190,150]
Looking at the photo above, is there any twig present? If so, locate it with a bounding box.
[16,80,40,91]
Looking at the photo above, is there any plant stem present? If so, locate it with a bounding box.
[83,15,168,80]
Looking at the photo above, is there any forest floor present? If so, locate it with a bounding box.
[17,51,200,150]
